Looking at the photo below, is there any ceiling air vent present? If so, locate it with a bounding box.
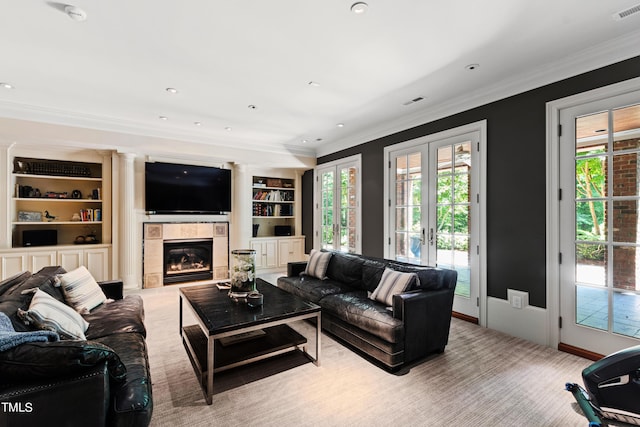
[402,96,424,106]
[613,4,640,20]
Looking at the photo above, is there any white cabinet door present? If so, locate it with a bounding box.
[0,252,28,279]
[29,250,57,273]
[84,247,109,281]
[251,239,278,269]
[278,238,304,267]
[250,241,265,268]
[263,240,278,268]
[57,249,83,273]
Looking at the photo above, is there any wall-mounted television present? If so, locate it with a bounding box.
[145,162,231,214]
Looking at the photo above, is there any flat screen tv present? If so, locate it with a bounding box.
[145,162,231,214]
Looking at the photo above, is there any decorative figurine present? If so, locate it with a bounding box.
[44,210,56,221]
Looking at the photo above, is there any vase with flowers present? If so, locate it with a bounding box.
[229,249,256,299]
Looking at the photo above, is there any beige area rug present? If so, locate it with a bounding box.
[134,284,594,427]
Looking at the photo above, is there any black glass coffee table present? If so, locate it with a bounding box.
[179,278,321,404]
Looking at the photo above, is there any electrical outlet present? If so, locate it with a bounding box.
[507,289,529,309]
[512,295,522,309]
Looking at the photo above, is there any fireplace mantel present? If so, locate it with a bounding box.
[143,222,229,288]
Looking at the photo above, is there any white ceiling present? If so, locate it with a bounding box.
[1,1,640,159]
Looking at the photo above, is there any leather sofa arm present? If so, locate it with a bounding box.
[98,279,124,300]
[392,288,455,362]
[0,363,110,427]
[287,261,307,277]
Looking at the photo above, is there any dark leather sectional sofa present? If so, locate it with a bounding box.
[277,251,458,370]
[0,266,152,427]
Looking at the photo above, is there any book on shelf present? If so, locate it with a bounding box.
[79,208,101,222]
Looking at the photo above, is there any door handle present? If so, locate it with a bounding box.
[429,228,434,246]
[421,228,426,245]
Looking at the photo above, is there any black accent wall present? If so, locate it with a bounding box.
[315,55,640,309]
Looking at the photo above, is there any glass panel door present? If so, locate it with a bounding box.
[388,131,479,319]
[434,141,472,299]
[320,168,335,250]
[339,165,358,253]
[393,151,424,264]
[560,94,640,355]
[315,156,361,254]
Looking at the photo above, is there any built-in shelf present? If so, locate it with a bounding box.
[12,221,103,225]
[11,156,106,247]
[13,198,103,202]
[13,173,102,182]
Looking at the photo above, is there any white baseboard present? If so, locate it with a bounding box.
[486,296,549,346]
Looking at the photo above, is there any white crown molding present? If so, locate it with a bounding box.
[316,29,640,158]
[0,101,317,159]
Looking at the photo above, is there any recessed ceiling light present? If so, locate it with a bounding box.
[337,123,345,128]
[0,82,14,89]
[166,87,178,94]
[248,105,257,110]
[301,139,308,144]
[64,5,87,22]
[225,127,232,131]
[194,121,202,126]
[465,63,480,71]
[316,138,323,142]
[159,116,168,121]
[351,2,368,14]
[308,81,320,87]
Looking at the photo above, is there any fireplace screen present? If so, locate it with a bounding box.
[163,239,213,284]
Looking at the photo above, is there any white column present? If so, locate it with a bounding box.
[231,163,251,250]
[0,142,15,249]
[118,152,137,288]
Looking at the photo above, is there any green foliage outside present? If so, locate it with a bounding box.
[575,156,605,261]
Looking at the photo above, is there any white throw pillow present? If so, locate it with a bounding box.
[18,289,89,340]
[370,268,417,306]
[58,266,107,313]
[303,249,332,280]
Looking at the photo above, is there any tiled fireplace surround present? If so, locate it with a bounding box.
[142,222,229,288]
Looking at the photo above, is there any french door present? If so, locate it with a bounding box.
[315,155,361,253]
[559,90,640,355]
[386,128,481,319]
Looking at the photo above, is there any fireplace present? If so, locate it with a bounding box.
[163,238,213,284]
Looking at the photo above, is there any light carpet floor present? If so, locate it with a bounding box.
[132,283,595,427]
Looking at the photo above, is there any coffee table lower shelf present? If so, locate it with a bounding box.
[182,323,308,388]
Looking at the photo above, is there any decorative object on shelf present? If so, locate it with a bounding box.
[71,213,81,222]
[16,159,91,177]
[74,235,85,244]
[229,249,256,299]
[44,211,56,222]
[253,224,259,237]
[247,291,263,308]
[44,191,69,199]
[266,178,282,188]
[71,189,82,199]
[18,211,42,222]
[16,185,34,198]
